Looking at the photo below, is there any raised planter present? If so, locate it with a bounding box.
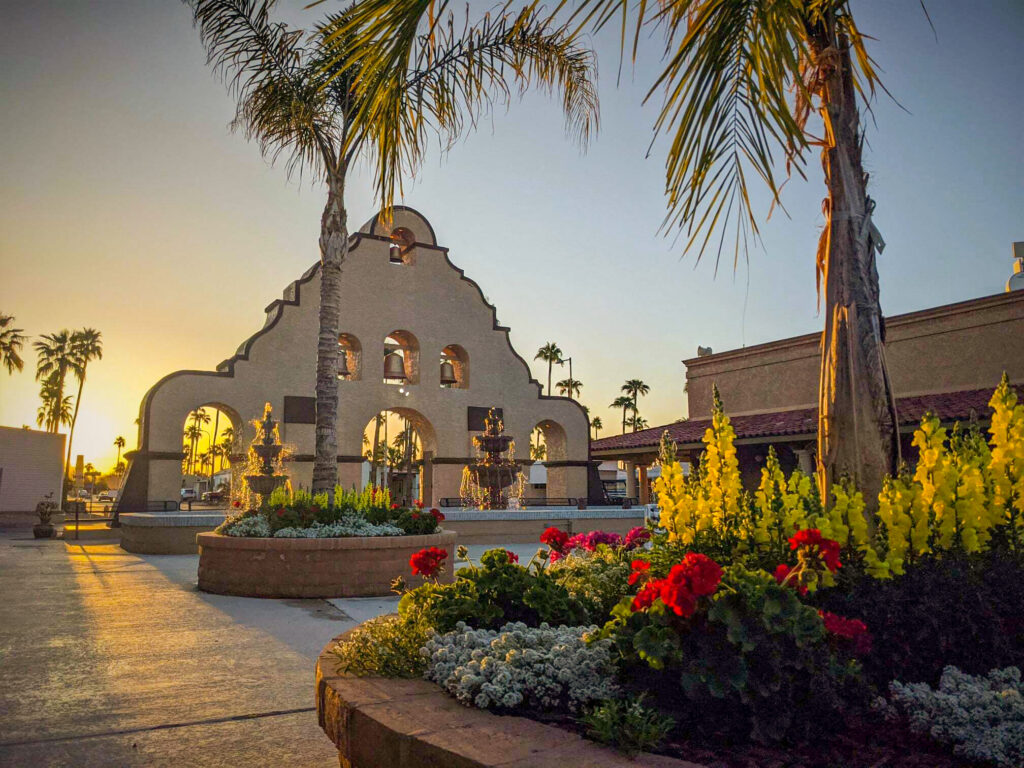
[316,628,700,768]
[121,513,224,554]
[197,529,457,598]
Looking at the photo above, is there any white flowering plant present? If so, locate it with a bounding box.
[423,621,620,712]
[873,665,1024,767]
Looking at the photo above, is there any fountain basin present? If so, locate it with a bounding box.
[197,529,457,598]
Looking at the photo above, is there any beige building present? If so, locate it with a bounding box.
[593,289,1024,492]
[0,427,65,513]
[118,208,592,511]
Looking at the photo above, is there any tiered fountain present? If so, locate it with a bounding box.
[245,403,288,502]
[461,408,523,509]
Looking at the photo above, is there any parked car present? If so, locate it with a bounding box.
[180,488,197,501]
[98,490,117,503]
[76,489,91,499]
[201,490,226,503]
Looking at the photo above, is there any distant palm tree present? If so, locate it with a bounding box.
[219,426,236,471]
[590,416,603,441]
[36,375,73,433]
[556,377,583,399]
[530,428,547,461]
[0,314,25,375]
[610,396,634,435]
[34,331,74,435]
[114,461,127,476]
[534,343,563,395]
[627,415,650,432]
[621,379,650,432]
[184,409,210,475]
[64,328,103,480]
[114,436,126,468]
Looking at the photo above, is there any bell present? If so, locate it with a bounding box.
[337,351,350,378]
[440,359,458,386]
[383,351,407,380]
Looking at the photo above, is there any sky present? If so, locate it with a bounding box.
[1,0,1022,472]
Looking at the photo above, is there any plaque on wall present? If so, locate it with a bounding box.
[283,396,317,424]
[467,406,503,431]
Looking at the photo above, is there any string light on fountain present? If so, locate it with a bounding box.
[460,408,524,510]
[243,403,290,505]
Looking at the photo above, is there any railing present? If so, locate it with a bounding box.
[437,497,639,509]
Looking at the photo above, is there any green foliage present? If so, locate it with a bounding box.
[600,564,864,743]
[582,695,675,756]
[393,508,439,536]
[400,548,588,633]
[330,612,432,678]
[548,546,634,623]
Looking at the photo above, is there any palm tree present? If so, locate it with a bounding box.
[219,426,236,471]
[184,409,210,475]
[64,328,103,480]
[530,429,547,461]
[609,396,633,435]
[621,379,650,432]
[627,415,649,432]
[556,377,582,399]
[0,314,25,375]
[36,375,73,434]
[191,1,597,495]
[590,416,603,441]
[114,436,126,468]
[34,331,74,435]
[115,461,127,476]
[534,342,563,395]
[554,0,900,500]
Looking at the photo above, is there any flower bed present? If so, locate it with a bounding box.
[320,379,1024,766]
[198,486,456,598]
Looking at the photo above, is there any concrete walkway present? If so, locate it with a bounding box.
[0,530,540,767]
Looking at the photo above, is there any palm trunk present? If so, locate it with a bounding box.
[622,406,628,435]
[814,28,899,507]
[547,361,552,396]
[209,410,220,486]
[369,413,382,488]
[312,168,348,496]
[65,373,85,478]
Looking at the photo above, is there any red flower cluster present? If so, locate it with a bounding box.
[629,553,723,617]
[429,508,445,523]
[410,546,447,577]
[773,564,808,595]
[540,527,570,554]
[820,611,872,655]
[789,528,842,573]
[232,500,241,508]
[276,508,286,518]
[415,499,424,509]
[391,502,400,510]
[504,550,520,564]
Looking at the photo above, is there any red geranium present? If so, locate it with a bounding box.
[415,499,424,509]
[410,546,448,577]
[391,502,400,510]
[232,500,241,508]
[540,527,570,554]
[630,581,660,612]
[773,564,808,595]
[504,550,520,564]
[411,512,420,520]
[430,508,445,522]
[789,528,842,573]
[821,611,872,655]
[660,574,698,618]
[628,560,651,586]
[678,552,723,596]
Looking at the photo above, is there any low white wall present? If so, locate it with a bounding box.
[0,427,65,512]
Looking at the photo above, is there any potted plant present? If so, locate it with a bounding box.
[33,494,58,539]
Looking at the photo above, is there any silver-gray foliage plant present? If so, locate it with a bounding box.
[273,520,403,538]
[221,515,271,537]
[873,665,1024,768]
[423,621,619,712]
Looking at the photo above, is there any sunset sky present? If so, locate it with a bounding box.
[1,0,1021,472]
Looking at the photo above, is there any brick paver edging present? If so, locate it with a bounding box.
[196,530,457,598]
[316,628,703,768]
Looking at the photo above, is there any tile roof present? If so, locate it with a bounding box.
[591,385,1017,454]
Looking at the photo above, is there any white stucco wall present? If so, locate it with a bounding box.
[0,427,65,513]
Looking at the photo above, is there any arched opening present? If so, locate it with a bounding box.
[383,330,420,385]
[361,408,437,506]
[338,333,362,381]
[180,403,242,507]
[527,419,568,502]
[440,344,469,389]
[388,227,416,265]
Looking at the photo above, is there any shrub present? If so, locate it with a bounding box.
[874,666,1024,768]
[399,548,588,633]
[582,695,674,756]
[393,507,443,536]
[330,613,432,678]
[423,622,619,711]
[548,547,634,624]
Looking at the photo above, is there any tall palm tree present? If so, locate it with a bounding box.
[552,0,901,501]
[530,428,547,461]
[184,409,210,475]
[36,375,73,434]
[191,0,597,495]
[64,328,103,480]
[219,426,236,471]
[0,314,25,375]
[590,416,602,440]
[610,395,633,435]
[34,331,74,436]
[555,377,582,398]
[627,414,649,431]
[621,379,650,431]
[114,436,126,468]
[534,342,563,395]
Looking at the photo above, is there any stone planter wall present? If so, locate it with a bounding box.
[197,529,457,598]
[316,628,699,768]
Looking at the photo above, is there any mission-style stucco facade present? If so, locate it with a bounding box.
[118,208,592,511]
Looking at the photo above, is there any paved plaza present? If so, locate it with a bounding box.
[0,529,539,767]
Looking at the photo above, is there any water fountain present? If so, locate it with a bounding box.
[460,408,523,509]
[245,403,288,502]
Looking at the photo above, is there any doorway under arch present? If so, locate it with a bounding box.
[180,403,243,506]
[359,407,438,507]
